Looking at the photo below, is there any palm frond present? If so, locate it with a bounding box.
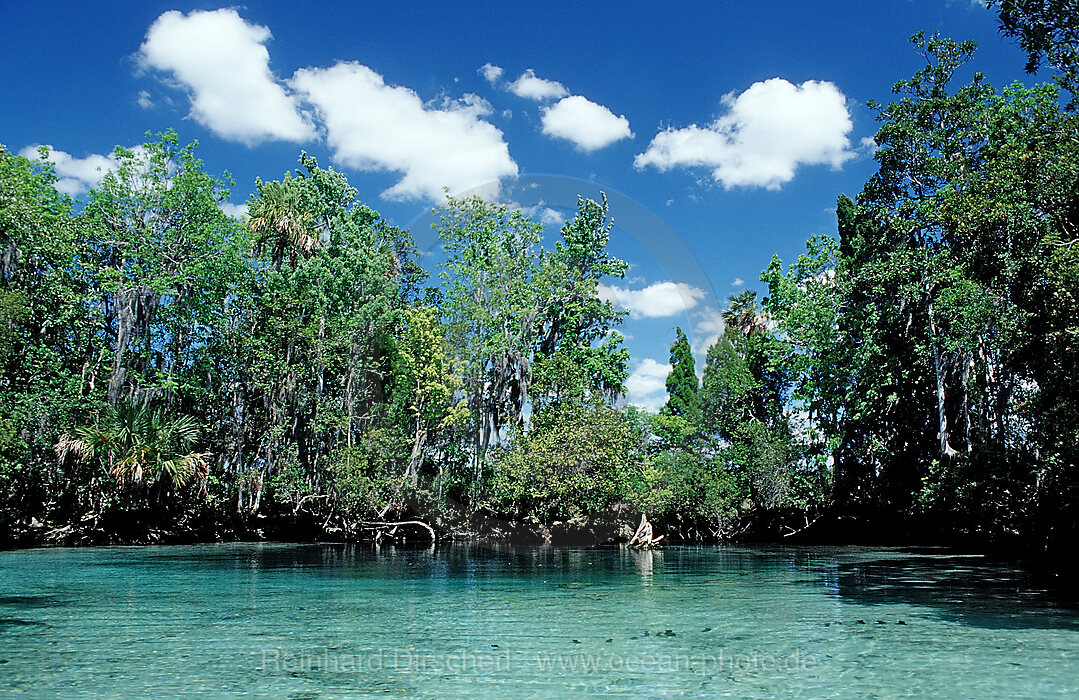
[54,433,92,464]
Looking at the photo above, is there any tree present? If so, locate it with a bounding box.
[437,195,544,494]
[663,327,701,423]
[490,399,649,523]
[0,145,94,537]
[820,31,1079,544]
[723,290,766,336]
[79,130,249,406]
[247,177,318,267]
[699,302,799,512]
[235,154,414,517]
[532,194,630,406]
[391,306,459,487]
[761,235,845,501]
[57,400,208,488]
[990,0,1079,106]
[437,194,630,501]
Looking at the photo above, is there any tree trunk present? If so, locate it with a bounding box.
[927,298,957,458]
[107,288,135,404]
[406,424,427,488]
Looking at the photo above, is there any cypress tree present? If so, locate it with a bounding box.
[663,327,701,427]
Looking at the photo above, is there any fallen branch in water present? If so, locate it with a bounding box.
[357,520,436,541]
[782,513,822,538]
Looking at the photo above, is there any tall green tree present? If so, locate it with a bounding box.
[991,0,1079,106]
[0,145,92,534]
[700,295,798,512]
[437,195,544,493]
[437,194,629,502]
[663,327,700,423]
[761,235,845,501]
[391,306,460,487]
[235,155,415,518]
[532,194,630,406]
[79,130,249,407]
[821,31,1079,543]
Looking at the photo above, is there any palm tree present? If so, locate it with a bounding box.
[56,400,209,487]
[247,179,318,266]
[723,290,766,336]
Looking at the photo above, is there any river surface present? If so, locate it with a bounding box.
[0,543,1077,698]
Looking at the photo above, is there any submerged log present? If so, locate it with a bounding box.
[627,514,664,549]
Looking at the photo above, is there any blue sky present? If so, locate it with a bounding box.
[2,1,1037,410]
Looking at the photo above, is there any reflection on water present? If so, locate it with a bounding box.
[0,544,1077,698]
[630,548,660,585]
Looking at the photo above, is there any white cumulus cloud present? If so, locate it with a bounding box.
[508,69,568,101]
[19,146,117,196]
[598,281,705,319]
[541,95,633,152]
[139,9,314,145]
[625,358,671,412]
[290,62,518,201]
[635,78,854,189]
[480,63,503,84]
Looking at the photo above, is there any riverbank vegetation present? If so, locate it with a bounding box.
[2,7,1077,554]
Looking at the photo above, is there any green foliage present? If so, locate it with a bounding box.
[0,288,30,365]
[436,193,630,504]
[60,400,208,487]
[661,327,701,430]
[649,450,744,524]
[991,0,1079,106]
[0,145,96,534]
[489,400,648,521]
[3,20,1078,549]
[323,443,406,520]
[534,194,630,404]
[698,297,806,512]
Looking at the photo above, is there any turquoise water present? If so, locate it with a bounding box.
[1,544,1077,698]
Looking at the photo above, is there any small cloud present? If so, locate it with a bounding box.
[635,78,854,189]
[859,135,879,155]
[598,281,705,319]
[19,145,117,197]
[732,278,744,287]
[515,203,565,226]
[220,201,249,218]
[508,69,568,101]
[625,358,671,412]
[536,207,565,226]
[541,95,633,152]
[137,90,154,109]
[537,204,569,224]
[460,93,493,116]
[480,63,503,84]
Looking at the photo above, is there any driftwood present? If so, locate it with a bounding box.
[627,514,664,549]
[781,512,823,538]
[358,520,437,541]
